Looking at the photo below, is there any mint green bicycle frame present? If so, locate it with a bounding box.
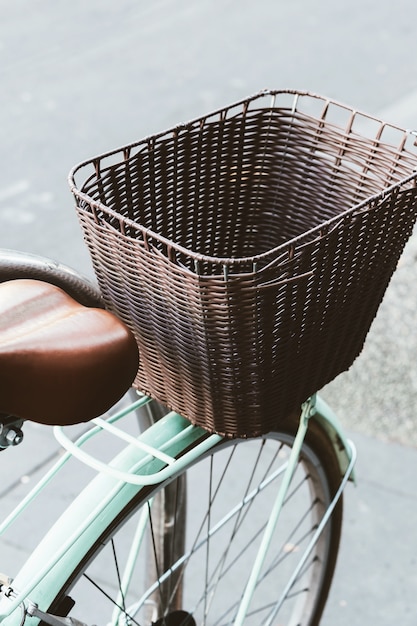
[0,393,355,626]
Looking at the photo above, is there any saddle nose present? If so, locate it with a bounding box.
[0,279,139,425]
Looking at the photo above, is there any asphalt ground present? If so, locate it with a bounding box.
[1,2,417,624]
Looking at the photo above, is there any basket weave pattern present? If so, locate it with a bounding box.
[71,90,417,437]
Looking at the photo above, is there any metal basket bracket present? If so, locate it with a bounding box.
[53,399,222,486]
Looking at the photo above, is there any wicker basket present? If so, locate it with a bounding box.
[69,90,417,437]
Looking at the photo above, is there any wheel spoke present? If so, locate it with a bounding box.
[82,572,142,626]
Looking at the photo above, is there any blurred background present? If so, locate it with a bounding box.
[1,1,417,623]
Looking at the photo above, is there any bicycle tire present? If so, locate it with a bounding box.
[36,415,343,626]
[0,249,103,308]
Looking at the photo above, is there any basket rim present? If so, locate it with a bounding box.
[68,88,417,269]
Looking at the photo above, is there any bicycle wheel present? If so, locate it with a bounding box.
[43,416,343,626]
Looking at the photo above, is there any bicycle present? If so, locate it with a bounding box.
[0,89,416,626]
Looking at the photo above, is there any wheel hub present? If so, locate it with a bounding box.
[152,610,196,625]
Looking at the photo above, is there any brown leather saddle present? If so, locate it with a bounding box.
[0,278,139,426]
